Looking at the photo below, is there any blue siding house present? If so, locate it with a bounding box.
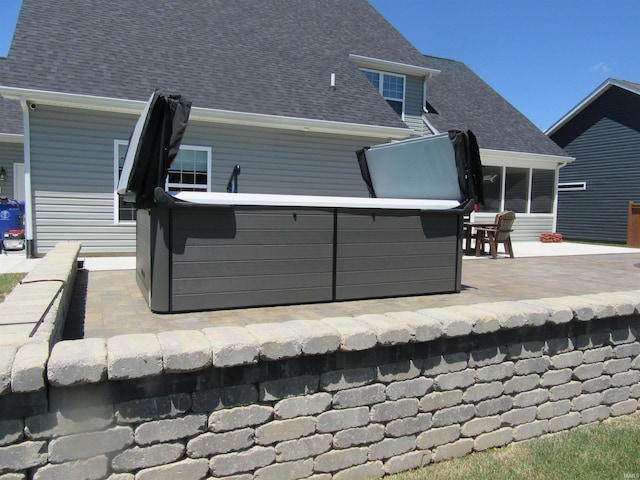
[547,79,640,243]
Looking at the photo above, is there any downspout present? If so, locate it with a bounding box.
[20,96,35,258]
[552,162,568,233]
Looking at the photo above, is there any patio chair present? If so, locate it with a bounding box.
[475,210,516,259]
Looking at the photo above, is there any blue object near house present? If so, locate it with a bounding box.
[0,197,25,250]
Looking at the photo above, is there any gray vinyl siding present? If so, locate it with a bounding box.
[404,75,425,136]
[0,141,22,199]
[28,104,384,254]
[552,86,640,243]
[472,213,554,242]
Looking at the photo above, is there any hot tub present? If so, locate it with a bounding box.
[119,91,482,313]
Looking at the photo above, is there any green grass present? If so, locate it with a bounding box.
[389,415,640,480]
[0,272,25,302]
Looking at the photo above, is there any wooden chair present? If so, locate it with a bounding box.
[475,211,516,259]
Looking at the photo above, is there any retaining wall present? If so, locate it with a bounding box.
[0,264,638,478]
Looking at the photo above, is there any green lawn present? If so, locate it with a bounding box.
[0,272,25,302]
[389,415,640,480]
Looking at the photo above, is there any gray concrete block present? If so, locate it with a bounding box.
[370,399,418,423]
[115,394,191,424]
[432,438,474,463]
[573,363,604,381]
[513,420,548,441]
[461,416,501,438]
[11,343,49,393]
[314,447,368,473]
[504,374,540,394]
[386,377,433,401]
[376,360,422,383]
[210,446,275,476]
[0,419,23,447]
[602,387,630,405]
[274,392,331,420]
[571,393,602,411]
[500,407,537,427]
[136,458,209,480]
[474,427,512,451]
[32,455,108,480]
[549,412,581,433]
[475,395,513,417]
[106,334,162,380]
[275,434,332,462]
[545,337,575,356]
[255,417,316,445]
[604,358,632,375]
[539,295,593,321]
[614,342,640,359]
[550,351,583,369]
[383,311,442,342]
[580,405,610,424]
[320,367,374,392]
[612,370,640,387]
[434,369,475,391]
[157,330,211,373]
[135,415,206,446]
[245,323,301,360]
[187,428,253,458]
[202,326,259,367]
[609,327,637,346]
[282,320,340,355]
[209,405,272,433]
[417,424,460,449]
[47,339,106,387]
[355,314,412,346]
[255,458,313,480]
[541,368,572,387]
[583,346,613,364]
[369,436,415,461]
[537,400,572,419]
[432,404,475,427]
[0,472,25,480]
[333,424,384,449]
[469,346,508,368]
[333,384,385,409]
[0,441,46,473]
[320,317,377,352]
[521,299,573,325]
[25,405,113,439]
[0,346,17,396]
[632,384,640,399]
[332,461,384,480]
[419,390,463,412]
[514,356,550,375]
[383,450,431,475]
[463,382,503,403]
[317,407,369,433]
[611,399,638,416]
[48,426,133,463]
[418,307,473,338]
[260,375,319,402]
[423,352,468,376]
[582,376,612,393]
[550,381,582,401]
[385,413,432,438]
[508,341,546,360]
[111,443,184,472]
[513,388,549,408]
[477,301,548,329]
[191,385,257,414]
[475,362,514,382]
[107,474,133,480]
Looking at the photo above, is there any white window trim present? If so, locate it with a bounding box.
[361,68,406,119]
[165,144,212,192]
[558,181,587,191]
[113,141,212,224]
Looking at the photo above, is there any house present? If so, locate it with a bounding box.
[546,78,640,244]
[0,0,572,256]
[0,96,22,200]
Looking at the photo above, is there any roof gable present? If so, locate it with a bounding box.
[0,0,438,132]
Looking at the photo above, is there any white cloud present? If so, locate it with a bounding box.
[588,62,610,73]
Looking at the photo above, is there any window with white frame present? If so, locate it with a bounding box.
[114,141,212,223]
[361,69,405,117]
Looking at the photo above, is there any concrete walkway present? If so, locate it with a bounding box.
[51,242,640,339]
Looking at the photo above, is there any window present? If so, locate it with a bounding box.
[478,166,502,213]
[558,182,587,192]
[530,169,555,213]
[504,168,529,213]
[361,69,405,117]
[114,141,211,223]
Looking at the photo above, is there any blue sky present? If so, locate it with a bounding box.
[1,0,638,130]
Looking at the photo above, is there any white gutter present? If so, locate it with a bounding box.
[0,86,411,140]
[19,96,35,257]
[349,54,440,77]
[0,133,23,143]
[480,148,574,168]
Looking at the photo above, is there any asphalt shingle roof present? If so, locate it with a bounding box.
[0,96,21,135]
[422,55,569,157]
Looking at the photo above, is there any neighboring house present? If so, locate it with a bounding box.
[0,0,572,255]
[546,78,640,243]
[0,96,23,200]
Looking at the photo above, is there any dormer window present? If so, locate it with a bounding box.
[362,69,405,117]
